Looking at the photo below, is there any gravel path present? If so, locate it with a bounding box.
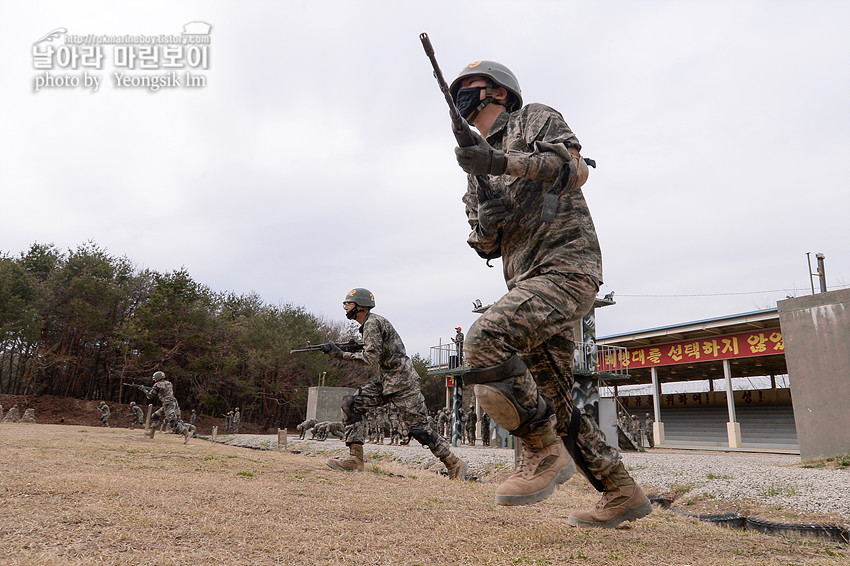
[219,434,850,522]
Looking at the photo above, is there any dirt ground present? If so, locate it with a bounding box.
[1,423,847,566]
[0,393,266,435]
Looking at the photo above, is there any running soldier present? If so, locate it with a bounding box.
[449,61,650,527]
[144,371,194,443]
[323,288,466,479]
[98,401,111,427]
[127,401,145,429]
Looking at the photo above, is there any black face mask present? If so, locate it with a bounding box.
[455,87,489,121]
[345,306,360,320]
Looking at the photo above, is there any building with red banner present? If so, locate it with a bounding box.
[598,308,794,451]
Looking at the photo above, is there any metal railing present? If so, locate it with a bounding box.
[428,342,467,371]
[428,340,629,377]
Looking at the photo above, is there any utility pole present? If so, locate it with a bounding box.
[807,252,828,294]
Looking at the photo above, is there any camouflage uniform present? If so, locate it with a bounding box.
[232,408,241,434]
[297,418,318,440]
[325,421,346,440]
[465,405,478,446]
[366,409,377,443]
[388,405,401,445]
[128,403,145,429]
[338,313,458,464]
[480,412,491,446]
[21,408,35,423]
[146,378,193,437]
[3,405,20,423]
[462,103,620,481]
[98,402,111,427]
[314,422,329,440]
[435,409,448,439]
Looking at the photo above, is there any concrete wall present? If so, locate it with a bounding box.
[306,386,358,423]
[777,288,850,461]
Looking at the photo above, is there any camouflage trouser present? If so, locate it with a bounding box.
[465,272,620,480]
[152,401,189,434]
[344,381,452,461]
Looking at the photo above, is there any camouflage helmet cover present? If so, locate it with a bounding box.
[450,60,523,112]
[343,288,375,308]
[152,370,166,381]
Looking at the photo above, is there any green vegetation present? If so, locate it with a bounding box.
[0,240,397,430]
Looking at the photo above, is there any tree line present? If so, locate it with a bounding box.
[0,242,444,430]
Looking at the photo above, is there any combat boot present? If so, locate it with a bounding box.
[442,454,468,480]
[495,424,575,506]
[567,462,652,528]
[326,443,364,472]
[144,427,155,439]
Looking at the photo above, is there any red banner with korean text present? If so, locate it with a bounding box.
[600,329,784,370]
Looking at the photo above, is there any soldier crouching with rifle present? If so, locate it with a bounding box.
[316,288,467,480]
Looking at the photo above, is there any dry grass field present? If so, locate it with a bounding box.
[1,423,846,566]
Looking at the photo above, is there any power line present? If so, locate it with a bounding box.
[616,283,850,299]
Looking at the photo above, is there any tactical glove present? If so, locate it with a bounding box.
[321,343,345,359]
[477,198,508,238]
[455,132,507,176]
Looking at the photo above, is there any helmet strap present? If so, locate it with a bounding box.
[346,306,362,321]
[466,84,495,123]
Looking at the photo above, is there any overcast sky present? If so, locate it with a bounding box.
[2,1,848,358]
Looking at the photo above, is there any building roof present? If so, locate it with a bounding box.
[596,308,786,385]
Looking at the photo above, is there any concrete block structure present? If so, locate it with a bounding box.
[778,288,850,461]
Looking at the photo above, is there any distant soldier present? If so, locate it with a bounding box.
[388,407,401,445]
[435,409,448,439]
[232,407,241,434]
[451,326,464,367]
[374,406,387,445]
[297,418,318,440]
[189,409,197,427]
[366,409,377,444]
[98,401,111,427]
[144,370,194,443]
[3,405,21,423]
[223,411,234,434]
[127,402,145,429]
[325,421,346,440]
[314,421,329,441]
[21,408,36,423]
[644,413,655,448]
[465,404,477,446]
[480,411,491,446]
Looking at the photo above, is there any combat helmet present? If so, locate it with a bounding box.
[450,60,523,112]
[343,288,375,308]
[152,370,166,381]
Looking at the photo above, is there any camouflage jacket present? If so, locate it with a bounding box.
[147,380,178,406]
[342,312,420,395]
[462,103,603,295]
